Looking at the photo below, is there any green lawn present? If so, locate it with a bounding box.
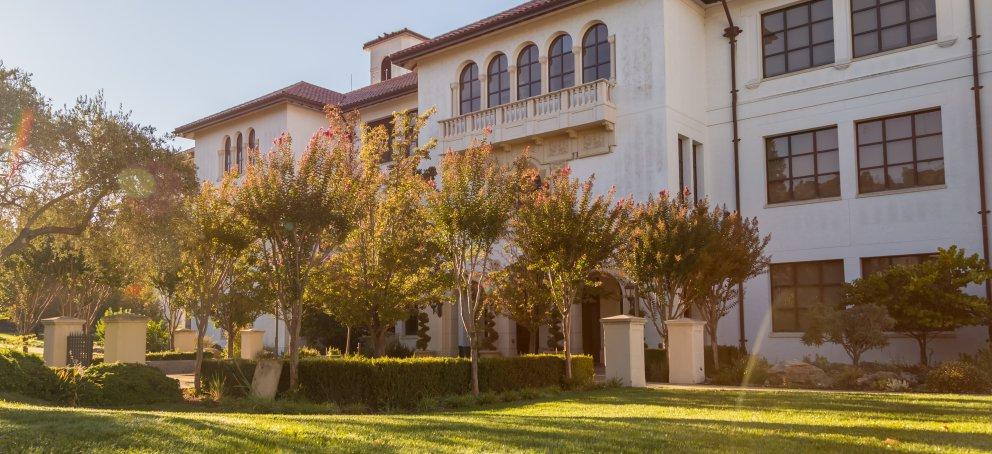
[1,387,989,453]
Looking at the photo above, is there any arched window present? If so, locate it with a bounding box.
[223,136,232,172]
[381,56,392,81]
[236,132,244,173]
[582,23,610,82]
[247,128,256,149]
[549,34,575,91]
[487,54,509,107]
[516,45,541,99]
[459,63,481,115]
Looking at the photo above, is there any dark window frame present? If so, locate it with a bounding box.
[459,63,481,115]
[381,56,393,81]
[770,259,846,333]
[487,54,510,107]
[761,0,835,78]
[851,0,937,58]
[517,44,541,100]
[236,132,244,173]
[860,253,934,276]
[582,23,611,83]
[855,107,944,194]
[223,136,232,172]
[765,125,841,204]
[549,34,575,92]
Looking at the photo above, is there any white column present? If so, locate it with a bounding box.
[539,55,549,95]
[103,313,148,364]
[41,317,85,367]
[572,44,583,85]
[240,329,265,360]
[665,318,707,384]
[601,315,646,387]
[173,329,196,352]
[509,65,518,101]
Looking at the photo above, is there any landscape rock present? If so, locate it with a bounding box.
[766,360,830,388]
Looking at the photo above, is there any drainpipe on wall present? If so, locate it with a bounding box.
[720,0,747,353]
[967,0,992,343]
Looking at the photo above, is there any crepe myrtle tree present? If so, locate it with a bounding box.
[215,243,271,359]
[427,132,524,396]
[490,253,555,355]
[619,188,710,347]
[682,198,769,370]
[309,108,444,357]
[511,167,631,380]
[0,239,72,352]
[802,303,894,366]
[176,175,250,392]
[845,246,991,366]
[237,106,360,390]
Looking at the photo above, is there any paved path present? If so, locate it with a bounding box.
[169,373,195,389]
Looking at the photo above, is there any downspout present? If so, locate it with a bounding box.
[720,0,747,352]
[967,0,992,342]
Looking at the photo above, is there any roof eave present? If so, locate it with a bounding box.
[173,95,327,135]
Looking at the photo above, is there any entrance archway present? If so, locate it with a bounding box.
[580,272,623,365]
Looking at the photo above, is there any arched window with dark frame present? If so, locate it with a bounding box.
[548,34,575,91]
[582,23,610,82]
[247,128,256,166]
[223,136,232,172]
[381,56,392,81]
[487,54,509,107]
[459,63,481,115]
[236,132,244,173]
[516,44,541,99]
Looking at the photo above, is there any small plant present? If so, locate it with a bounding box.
[299,347,322,358]
[206,374,226,402]
[384,341,413,358]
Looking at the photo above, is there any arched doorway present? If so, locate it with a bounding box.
[580,272,623,365]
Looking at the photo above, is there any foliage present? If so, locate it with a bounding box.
[511,165,630,379]
[546,310,564,350]
[845,246,992,366]
[214,243,269,358]
[384,341,414,358]
[202,354,594,411]
[236,106,361,391]
[644,348,668,382]
[925,361,992,394]
[802,303,894,366]
[310,108,442,357]
[0,348,59,399]
[145,350,217,361]
[709,355,771,386]
[74,362,182,406]
[489,255,554,354]
[427,133,523,395]
[415,310,431,351]
[146,318,172,353]
[0,239,70,348]
[300,307,353,354]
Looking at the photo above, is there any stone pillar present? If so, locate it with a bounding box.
[665,318,707,384]
[103,313,148,364]
[240,329,265,360]
[41,317,85,367]
[173,329,196,352]
[601,315,646,387]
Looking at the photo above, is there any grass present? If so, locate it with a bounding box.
[0,387,989,453]
[0,333,42,351]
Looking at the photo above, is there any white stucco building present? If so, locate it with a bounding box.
[176,0,991,365]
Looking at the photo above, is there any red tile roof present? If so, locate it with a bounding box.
[174,81,344,134]
[340,72,417,109]
[363,28,429,50]
[390,0,587,67]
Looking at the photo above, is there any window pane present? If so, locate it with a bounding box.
[822,262,845,284]
[881,25,909,50]
[915,110,942,135]
[822,285,842,305]
[908,0,936,20]
[768,158,790,180]
[859,144,884,167]
[768,181,791,203]
[763,12,785,33]
[812,20,833,44]
[817,150,839,173]
[796,287,822,307]
[886,163,916,188]
[858,121,883,143]
[796,262,821,285]
[792,154,815,177]
[880,1,907,28]
[786,5,809,26]
[765,32,786,54]
[772,308,797,332]
[818,174,841,197]
[860,167,886,192]
[812,43,835,66]
[916,160,945,186]
[765,54,786,77]
[791,132,814,154]
[854,32,879,56]
[771,264,795,286]
[885,116,912,140]
[853,10,878,34]
[910,17,937,44]
[768,136,790,158]
[810,0,832,21]
[852,0,877,11]
[788,27,810,50]
[788,48,811,71]
[793,177,818,200]
[816,128,838,150]
[915,135,943,160]
[886,139,914,164]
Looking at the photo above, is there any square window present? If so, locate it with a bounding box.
[765,126,839,203]
[793,177,818,200]
[765,55,787,77]
[852,0,877,11]
[765,32,786,54]
[851,0,935,57]
[768,158,790,181]
[762,1,832,77]
[812,43,835,65]
[771,260,844,333]
[858,109,943,193]
[768,181,792,203]
[914,110,942,135]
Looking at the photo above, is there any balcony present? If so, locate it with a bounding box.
[439,79,617,156]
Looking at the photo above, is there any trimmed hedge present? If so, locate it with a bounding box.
[146,350,217,361]
[644,345,747,383]
[74,362,182,406]
[0,349,59,399]
[203,354,593,410]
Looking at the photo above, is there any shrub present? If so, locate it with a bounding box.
[827,365,865,390]
[146,319,172,353]
[710,355,770,386]
[0,348,59,399]
[77,362,182,406]
[299,347,322,358]
[145,350,217,361]
[960,346,992,384]
[644,348,668,382]
[384,341,413,359]
[705,345,747,374]
[925,361,992,394]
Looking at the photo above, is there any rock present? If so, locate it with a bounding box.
[766,360,830,388]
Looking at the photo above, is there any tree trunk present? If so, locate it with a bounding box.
[193,317,208,392]
[529,324,538,354]
[709,329,720,371]
[344,325,351,356]
[273,304,280,357]
[226,323,236,359]
[288,301,302,391]
[851,351,861,367]
[373,328,388,357]
[470,336,480,396]
[563,309,573,380]
[917,335,929,367]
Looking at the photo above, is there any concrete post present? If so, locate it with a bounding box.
[103,313,149,364]
[41,317,85,367]
[601,315,646,387]
[665,318,707,384]
[173,329,196,352]
[240,329,265,360]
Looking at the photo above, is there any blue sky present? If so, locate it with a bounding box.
[0,1,522,148]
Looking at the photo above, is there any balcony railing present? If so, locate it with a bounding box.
[440,79,616,143]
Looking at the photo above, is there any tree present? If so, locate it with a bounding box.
[802,303,894,366]
[215,244,269,359]
[176,176,249,391]
[427,134,521,395]
[0,239,70,351]
[846,246,991,366]
[237,107,359,390]
[1,65,184,260]
[620,188,709,346]
[683,199,769,370]
[490,255,554,354]
[309,109,442,357]
[59,227,136,333]
[511,167,630,380]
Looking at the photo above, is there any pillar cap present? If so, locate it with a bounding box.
[239,329,265,334]
[664,318,707,327]
[174,328,195,333]
[601,314,646,325]
[41,316,85,325]
[103,313,149,324]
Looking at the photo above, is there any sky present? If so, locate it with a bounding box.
[0,0,523,149]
